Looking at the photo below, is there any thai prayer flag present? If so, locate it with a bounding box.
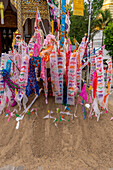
[34,8,41,29]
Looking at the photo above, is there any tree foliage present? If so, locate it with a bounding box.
[94,9,112,45]
[69,0,104,44]
[95,9,112,30]
[104,23,113,58]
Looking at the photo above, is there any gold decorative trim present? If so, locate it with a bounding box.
[10,0,50,26]
[10,0,17,8]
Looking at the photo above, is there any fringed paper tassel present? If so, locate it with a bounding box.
[6,97,11,122]
[74,103,77,118]
[82,99,85,119]
[92,97,102,121]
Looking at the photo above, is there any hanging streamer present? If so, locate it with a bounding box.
[47,0,58,22]
[33,32,41,57]
[26,58,39,97]
[96,51,105,106]
[73,0,84,16]
[60,0,66,47]
[2,69,22,108]
[67,52,77,105]
[1,53,8,70]
[0,70,5,114]
[65,38,71,85]
[55,49,64,104]
[90,55,96,86]
[102,58,112,111]
[19,55,29,88]
[41,59,48,104]
[15,54,29,110]
[106,58,112,93]
[50,45,60,96]
[93,71,97,99]
[77,51,82,92]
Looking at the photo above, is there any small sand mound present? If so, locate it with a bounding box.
[0,93,113,170]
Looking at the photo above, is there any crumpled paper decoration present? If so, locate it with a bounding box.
[92,97,102,121]
[43,110,55,119]
[82,99,85,119]
[16,115,24,130]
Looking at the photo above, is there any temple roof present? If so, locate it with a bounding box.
[10,0,49,25]
[0,0,49,25]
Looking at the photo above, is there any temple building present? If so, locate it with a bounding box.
[0,0,50,54]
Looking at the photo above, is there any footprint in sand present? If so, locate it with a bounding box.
[62,126,73,153]
[61,122,83,153]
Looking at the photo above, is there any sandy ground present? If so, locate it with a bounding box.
[0,92,113,170]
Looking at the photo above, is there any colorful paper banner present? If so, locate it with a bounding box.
[50,46,60,96]
[55,50,64,104]
[90,55,96,86]
[96,51,105,105]
[73,0,84,16]
[67,52,77,105]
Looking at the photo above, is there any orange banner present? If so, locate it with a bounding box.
[73,0,84,16]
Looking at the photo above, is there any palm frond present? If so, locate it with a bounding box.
[93,9,112,31]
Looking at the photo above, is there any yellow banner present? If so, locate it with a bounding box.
[73,0,84,16]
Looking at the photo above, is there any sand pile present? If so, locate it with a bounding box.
[0,93,113,170]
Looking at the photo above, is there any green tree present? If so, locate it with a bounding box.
[69,0,104,43]
[104,22,113,58]
[94,9,112,46]
[69,2,89,44]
